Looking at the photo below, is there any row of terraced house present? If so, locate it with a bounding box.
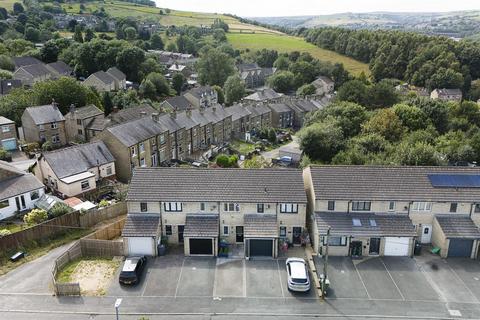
[122,166,480,260]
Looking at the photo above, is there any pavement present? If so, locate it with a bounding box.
[2,247,480,319]
[260,136,300,162]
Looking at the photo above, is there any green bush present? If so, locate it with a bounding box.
[216,154,238,168]
[0,148,8,160]
[49,203,72,218]
[23,209,48,225]
[0,229,11,237]
[42,141,53,151]
[98,199,109,208]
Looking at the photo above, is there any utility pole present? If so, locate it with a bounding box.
[322,227,330,300]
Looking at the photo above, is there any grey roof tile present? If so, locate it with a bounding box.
[127,168,307,203]
[0,116,14,125]
[107,117,168,147]
[184,214,219,238]
[89,71,115,85]
[42,141,114,179]
[435,215,480,239]
[46,61,73,76]
[0,161,43,201]
[24,104,65,125]
[315,212,416,237]
[13,56,42,69]
[309,165,480,202]
[106,67,126,81]
[68,105,103,120]
[122,214,160,237]
[244,214,278,238]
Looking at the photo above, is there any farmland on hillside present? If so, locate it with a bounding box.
[227,33,370,76]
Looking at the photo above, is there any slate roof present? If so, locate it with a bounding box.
[244,214,278,238]
[184,214,219,237]
[43,141,114,179]
[0,116,14,125]
[238,63,260,72]
[189,109,210,127]
[85,116,106,131]
[291,100,318,112]
[175,111,199,130]
[244,88,283,102]
[164,96,192,111]
[122,214,160,237]
[127,167,307,203]
[106,67,126,81]
[309,165,480,202]
[156,113,182,133]
[434,88,462,96]
[107,117,167,147]
[246,104,271,116]
[226,104,252,122]
[108,105,157,125]
[24,104,65,125]
[435,215,480,239]
[68,104,103,120]
[46,61,73,76]
[13,56,42,69]
[0,79,22,95]
[315,212,416,237]
[0,161,43,201]
[89,71,115,85]
[186,86,214,99]
[19,64,53,77]
[268,103,292,113]
[312,76,334,87]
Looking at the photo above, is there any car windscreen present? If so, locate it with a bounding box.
[291,277,308,283]
[119,271,136,278]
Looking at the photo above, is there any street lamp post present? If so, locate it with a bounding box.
[114,298,122,320]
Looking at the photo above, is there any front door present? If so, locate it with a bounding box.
[178,225,184,243]
[421,224,432,244]
[351,241,362,257]
[236,226,244,243]
[369,238,381,255]
[293,227,302,245]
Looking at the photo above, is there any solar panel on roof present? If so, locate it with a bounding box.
[428,174,480,188]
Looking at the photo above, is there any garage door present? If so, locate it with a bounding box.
[448,239,473,257]
[384,237,410,256]
[249,239,273,257]
[189,238,213,255]
[127,237,155,256]
[1,139,16,151]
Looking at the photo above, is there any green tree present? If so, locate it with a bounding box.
[197,48,235,86]
[13,2,24,15]
[243,156,268,168]
[212,85,225,104]
[116,46,145,82]
[23,209,48,225]
[298,120,344,162]
[267,71,294,94]
[273,55,290,70]
[124,26,137,40]
[296,84,316,97]
[436,131,476,163]
[213,29,227,42]
[150,33,164,50]
[392,103,429,131]
[396,141,443,166]
[139,79,157,99]
[49,203,72,218]
[73,25,83,43]
[171,72,185,94]
[212,18,229,32]
[39,41,60,63]
[103,92,113,116]
[224,74,246,105]
[145,72,171,97]
[337,80,368,106]
[256,49,278,68]
[166,42,177,52]
[362,108,404,142]
[0,55,14,71]
[367,81,399,109]
[84,28,95,42]
[24,27,41,43]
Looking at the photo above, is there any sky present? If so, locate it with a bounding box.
[155,0,480,17]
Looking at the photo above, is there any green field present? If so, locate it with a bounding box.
[0,0,17,10]
[227,33,370,76]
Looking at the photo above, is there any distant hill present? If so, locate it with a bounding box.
[252,11,480,38]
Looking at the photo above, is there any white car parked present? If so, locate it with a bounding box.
[285,257,311,292]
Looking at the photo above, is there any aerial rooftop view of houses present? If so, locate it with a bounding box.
[1,0,480,319]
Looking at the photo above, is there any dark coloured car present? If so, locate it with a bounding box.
[119,256,146,285]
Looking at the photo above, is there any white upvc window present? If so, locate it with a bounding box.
[139,142,145,154]
[2,125,10,133]
[224,203,240,212]
[81,180,90,190]
[131,146,137,157]
[51,122,58,129]
[280,203,298,213]
[412,202,432,211]
[164,202,182,212]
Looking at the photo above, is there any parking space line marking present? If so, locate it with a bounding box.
[242,259,247,298]
[380,258,405,301]
[414,258,447,302]
[352,261,371,299]
[174,258,186,298]
[446,262,480,303]
[276,259,285,298]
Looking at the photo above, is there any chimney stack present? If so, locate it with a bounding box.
[69,103,75,114]
[151,112,159,122]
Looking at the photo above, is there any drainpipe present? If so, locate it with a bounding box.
[469,202,474,219]
[347,200,351,214]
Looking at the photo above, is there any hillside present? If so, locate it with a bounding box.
[59,1,280,34]
[226,33,370,76]
[254,10,480,38]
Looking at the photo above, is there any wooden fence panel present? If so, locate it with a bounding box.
[80,239,124,257]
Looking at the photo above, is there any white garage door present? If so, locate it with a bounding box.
[127,237,155,256]
[384,237,410,256]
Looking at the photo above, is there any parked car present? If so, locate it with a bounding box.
[119,256,147,285]
[285,257,310,292]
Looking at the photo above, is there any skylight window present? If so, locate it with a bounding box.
[352,218,362,227]
[369,219,377,227]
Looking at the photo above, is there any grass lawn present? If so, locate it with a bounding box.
[230,140,256,154]
[0,228,92,276]
[0,222,26,233]
[227,33,370,76]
